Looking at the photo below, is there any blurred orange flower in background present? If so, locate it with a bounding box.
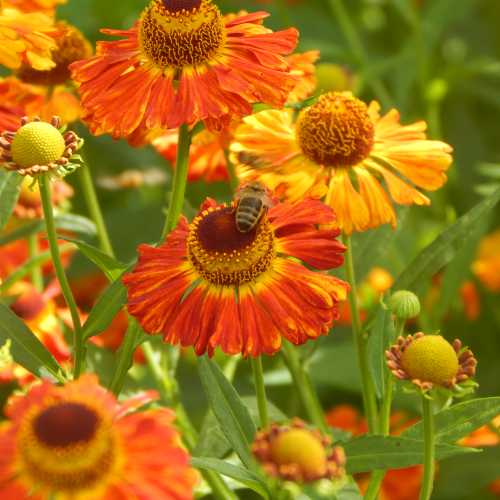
[472,229,500,292]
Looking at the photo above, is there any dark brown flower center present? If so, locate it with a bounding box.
[140,0,225,69]
[187,206,275,286]
[163,0,201,12]
[296,92,375,168]
[34,402,98,447]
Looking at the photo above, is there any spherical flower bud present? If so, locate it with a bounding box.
[387,290,421,320]
[386,332,477,392]
[0,116,83,178]
[252,419,345,484]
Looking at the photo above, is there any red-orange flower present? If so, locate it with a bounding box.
[70,0,298,140]
[0,374,198,499]
[326,405,424,500]
[124,196,348,356]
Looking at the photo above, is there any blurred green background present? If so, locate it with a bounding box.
[51,1,500,498]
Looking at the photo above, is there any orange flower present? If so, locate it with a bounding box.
[0,374,198,499]
[0,7,56,70]
[231,91,453,234]
[326,405,424,500]
[124,196,348,356]
[460,415,500,447]
[70,0,298,140]
[152,50,319,182]
[2,0,66,15]
[472,229,500,292]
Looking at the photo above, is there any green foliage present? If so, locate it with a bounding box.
[0,172,21,231]
[0,303,63,381]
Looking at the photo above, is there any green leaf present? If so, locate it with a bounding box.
[367,304,395,399]
[402,397,500,443]
[0,303,63,380]
[335,477,363,500]
[0,171,21,231]
[61,237,126,281]
[195,396,286,459]
[82,278,127,340]
[393,186,500,292]
[197,356,256,468]
[0,213,96,246]
[191,457,269,498]
[344,435,479,474]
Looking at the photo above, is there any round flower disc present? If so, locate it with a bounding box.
[401,335,459,386]
[270,428,327,479]
[11,122,66,168]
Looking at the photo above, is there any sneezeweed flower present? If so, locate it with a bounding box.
[252,419,346,483]
[231,91,453,234]
[0,6,56,70]
[2,0,66,15]
[0,116,83,178]
[13,175,73,219]
[0,374,198,499]
[326,405,424,500]
[70,0,299,140]
[386,333,477,394]
[472,229,500,292]
[124,196,348,356]
[152,50,319,182]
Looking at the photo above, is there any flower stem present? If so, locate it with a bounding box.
[161,124,192,239]
[39,175,84,378]
[251,356,269,428]
[142,342,237,500]
[27,233,43,292]
[282,341,328,434]
[420,396,436,500]
[109,319,142,395]
[364,318,406,500]
[327,0,392,107]
[343,234,378,433]
[78,164,115,258]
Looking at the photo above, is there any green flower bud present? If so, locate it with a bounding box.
[387,290,421,319]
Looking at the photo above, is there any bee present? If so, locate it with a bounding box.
[97,168,167,190]
[234,182,273,233]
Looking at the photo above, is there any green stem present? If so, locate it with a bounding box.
[343,235,378,433]
[142,342,237,500]
[109,319,141,395]
[27,233,43,292]
[251,357,269,428]
[327,0,392,107]
[282,341,328,434]
[161,124,192,239]
[39,175,84,378]
[420,396,436,500]
[365,318,406,500]
[78,164,114,258]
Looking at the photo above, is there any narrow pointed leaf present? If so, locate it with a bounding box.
[0,171,21,231]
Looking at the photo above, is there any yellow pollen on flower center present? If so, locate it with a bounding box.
[139,0,225,69]
[296,91,375,167]
[18,401,118,493]
[187,206,275,286]
[11,122,66,169]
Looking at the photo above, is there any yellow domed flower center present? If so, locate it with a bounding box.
[18,23,92,86]
[187,205,275,286]
[11,122,66,169]
[18,401,118,492]
[401,335,459,386]
[139,0,225,69]
[296,92,375,167]
[270,428,327,480]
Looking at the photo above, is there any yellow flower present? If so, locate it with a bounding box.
[0,7,56,70]
[231,91,453,234]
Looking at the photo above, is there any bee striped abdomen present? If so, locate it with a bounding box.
[236,198,263,233]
